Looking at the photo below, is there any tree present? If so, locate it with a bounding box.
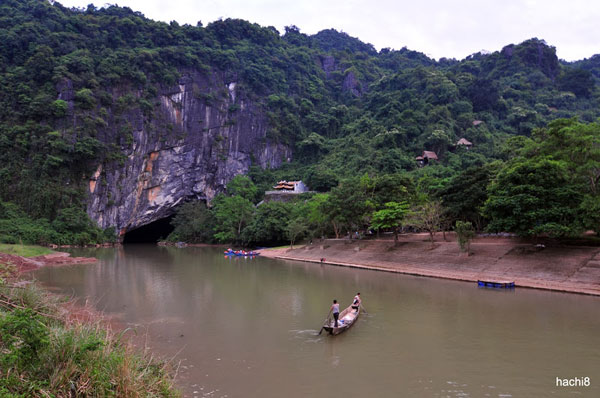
[467,78,499,112]
[409,200,443,247]
[371,201,410,245]
[437,163,500,230]
[484,157,582,237]
[211,194,254,243]
[286,218,307,249]
[299,193,331,239]
[455,221,475,254]
[371,173,415,209]
[321,176,374,238]
[533,119,600,195]
[578,194,600,235]
[168,201,214,243]
[557,68,594,97]
[226,175,259,202]
[242,201,291,245]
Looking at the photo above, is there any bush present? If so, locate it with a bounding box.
[51,99,68,117]
[0,283,179,397]
[0,201,108,245]
[455,221,475,253]
[74,88,96,110]
[0,308,50,369]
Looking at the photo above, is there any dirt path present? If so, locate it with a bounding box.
[258,235,600,296]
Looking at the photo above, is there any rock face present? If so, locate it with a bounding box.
[318,55,362,97]
[85,70,291,238]
[500,39,559,79]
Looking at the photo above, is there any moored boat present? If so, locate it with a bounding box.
[224,249,260,257]
[322,304,360,335]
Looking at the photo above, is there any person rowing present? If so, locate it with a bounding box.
[352,292,361,312]
[330,299,340,327]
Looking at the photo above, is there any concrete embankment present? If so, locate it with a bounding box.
[258,235,600,296]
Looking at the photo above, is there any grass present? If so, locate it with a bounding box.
[0,243,54,257]
[0,262,180,398]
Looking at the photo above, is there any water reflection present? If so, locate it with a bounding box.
[35,245,600,398]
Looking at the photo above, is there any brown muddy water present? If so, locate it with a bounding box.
[34,245,600,398]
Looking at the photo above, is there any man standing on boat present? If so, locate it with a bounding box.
[330,299,340,327]
[352,292,361,312]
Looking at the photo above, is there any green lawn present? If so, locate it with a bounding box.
[0,244,54,257]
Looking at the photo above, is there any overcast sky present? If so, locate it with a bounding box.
[55,0,599,61]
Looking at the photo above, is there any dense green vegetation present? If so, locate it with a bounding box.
[5,1,599,393]
[0,201,115,245]
[0,0,599,246]
[169,119,600,245]
[0,261,178,397]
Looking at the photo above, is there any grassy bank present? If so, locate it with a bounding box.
[0,255,179,397]
[0,244,54,258]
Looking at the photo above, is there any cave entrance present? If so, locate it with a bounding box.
[122,215,175,244]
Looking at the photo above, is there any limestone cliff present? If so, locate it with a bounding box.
[84,70,291,238]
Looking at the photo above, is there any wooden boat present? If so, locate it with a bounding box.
[322,304,360,335]
[478,279,515,288]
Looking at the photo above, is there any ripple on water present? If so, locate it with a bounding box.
[289,329,323,343]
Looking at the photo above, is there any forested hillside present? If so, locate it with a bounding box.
[1,0,599,245]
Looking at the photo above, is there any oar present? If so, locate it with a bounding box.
[318,311,331,335]
[360,304,369,314]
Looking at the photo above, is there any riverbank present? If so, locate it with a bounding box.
[0,250,97,274]
[0,245,180,397]
[258,234,600,296]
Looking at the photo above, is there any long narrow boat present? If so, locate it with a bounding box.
[322,304,361,335]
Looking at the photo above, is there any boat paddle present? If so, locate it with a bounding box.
[360,304,368,314]
[318,311,332,335]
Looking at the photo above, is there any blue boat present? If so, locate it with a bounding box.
[477,279,515,289]
[224,249,260,257]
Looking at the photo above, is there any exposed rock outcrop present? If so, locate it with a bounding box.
[342,71,362,97]
[84,70,291,238]
[500,39,559,79]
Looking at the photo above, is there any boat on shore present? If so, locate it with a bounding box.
[224,249,260,257]
[322,304,361,335]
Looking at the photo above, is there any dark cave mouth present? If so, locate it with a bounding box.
[122,215,175,244]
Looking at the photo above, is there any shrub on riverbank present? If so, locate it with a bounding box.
[0,263,179,397]
[0,201,116,246]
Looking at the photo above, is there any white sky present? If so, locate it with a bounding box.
[55,0,600,61]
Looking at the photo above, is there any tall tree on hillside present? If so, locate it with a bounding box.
[533,119,600,194]
[226,175,259,202]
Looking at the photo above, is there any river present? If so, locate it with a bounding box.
[34,245,600,398]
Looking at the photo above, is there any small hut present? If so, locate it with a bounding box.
[456,138,473,150]
[416,151,438,166]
